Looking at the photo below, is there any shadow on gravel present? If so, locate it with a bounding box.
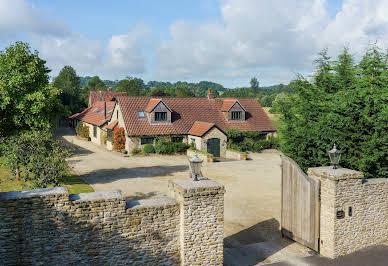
[224,218,282,248]
[78,165,189,184]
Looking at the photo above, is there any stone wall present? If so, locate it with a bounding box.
[308,167,388,258]
[0,178,225,265]
[225,150,242,160]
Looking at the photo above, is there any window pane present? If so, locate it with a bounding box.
[231,111,242,120]
[141,137,154,145]
[155,112,167,121]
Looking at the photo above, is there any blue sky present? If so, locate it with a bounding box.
[1,0,387,88]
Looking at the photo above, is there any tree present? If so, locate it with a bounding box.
[0,42,63,138]
[116,78,141,96]
[279,46,388,179]
[82,76,106,105]
[53,66,82,114]
[4,130,69,187]
[250,77,259,94]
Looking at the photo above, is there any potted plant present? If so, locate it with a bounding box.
[241,152,247,160]
[121,149,128,155]
[208,154,214,162]
[87,137,91,142]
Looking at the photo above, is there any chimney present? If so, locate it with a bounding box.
[207,88,215,100]
[104,101,107,120]
[108,87,113,92]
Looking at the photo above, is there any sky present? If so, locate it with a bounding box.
[1,0,388,88]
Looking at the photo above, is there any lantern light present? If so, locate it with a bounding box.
[189,152,203,181]
[328,144,341,169]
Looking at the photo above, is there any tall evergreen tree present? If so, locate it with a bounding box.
[53,66,82,114]
[280,46,387,179]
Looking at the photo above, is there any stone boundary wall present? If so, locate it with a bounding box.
[0,178,225,265]
[225,150,242,160]
[308,167,388,259]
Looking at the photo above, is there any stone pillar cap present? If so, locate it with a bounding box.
[170,178,225,194]
[308,166,363,181]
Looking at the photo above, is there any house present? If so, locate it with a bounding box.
[102,89,276,157]
[88,88,126,106]
[70,101,116,146]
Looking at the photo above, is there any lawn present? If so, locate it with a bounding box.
[263,107,283,130]
[0,158,93,194]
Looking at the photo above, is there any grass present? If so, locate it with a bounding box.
[0,158,93,194]
[263,107,283,130]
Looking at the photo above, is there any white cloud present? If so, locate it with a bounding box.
[0,0,69,38]
[156,0,388,86]
[105,25,151,78]
[0,0,149,80]
[33,25,151,79]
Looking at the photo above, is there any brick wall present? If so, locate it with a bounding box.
[0,178,225,265]
[308,167,388,258]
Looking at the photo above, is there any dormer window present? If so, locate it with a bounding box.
[155,112,167,121]
[231,111,242,120]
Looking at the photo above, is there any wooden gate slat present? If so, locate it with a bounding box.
[281,155,320,252]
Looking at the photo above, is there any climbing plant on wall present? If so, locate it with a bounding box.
[112,127,126,151]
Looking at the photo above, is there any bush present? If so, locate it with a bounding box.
[3,130,69,188]
[143,144,155,154]
[239,139,254,152]
[112,127,126,151]
[253,142,264,152]
[75,122,89,138]
[131,148,141,155]
[154,139,190,154]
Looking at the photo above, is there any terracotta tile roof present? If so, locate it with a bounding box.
[69,101,116,126]
[188,121,216,137]
[116,96,276,136]
[106,121,118,130]
[89,91,126,106]
[221,99,246,111]
[145,98,162,112]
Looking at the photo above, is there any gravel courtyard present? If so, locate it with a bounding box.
[58,128,310,264]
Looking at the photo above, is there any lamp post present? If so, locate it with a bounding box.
[189,152,203,181]
[328,144,341,169]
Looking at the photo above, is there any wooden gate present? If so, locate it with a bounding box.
[281,155,320,252]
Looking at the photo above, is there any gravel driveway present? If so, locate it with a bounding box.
[57,128,310,264]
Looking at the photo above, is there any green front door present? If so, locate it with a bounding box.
[207,138,220,158]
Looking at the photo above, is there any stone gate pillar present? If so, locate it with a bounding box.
[308,166,388,259]
[169,178,225,265]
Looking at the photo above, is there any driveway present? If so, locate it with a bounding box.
[57,128,309,264]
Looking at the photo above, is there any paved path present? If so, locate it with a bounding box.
[57,128,311,264]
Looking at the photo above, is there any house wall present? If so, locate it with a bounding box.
[308,167,388,259]
[84,122,102,145]
[188,127,227,158]
[148,102,172,125]
[0,178,225,265]
[106,103,126,151]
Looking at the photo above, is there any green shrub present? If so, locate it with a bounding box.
[131,148,141,155]
[253,142,264,152]
[239,139,254,151]
[75,122,89,138]
[143,144,155,154]
[154,139,190,154]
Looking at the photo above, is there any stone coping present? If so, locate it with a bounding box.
[126,197,178,209]
[69,190,123,202]
[0,187,68,200]
[308,166,364,181]
[170,178,225,193]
